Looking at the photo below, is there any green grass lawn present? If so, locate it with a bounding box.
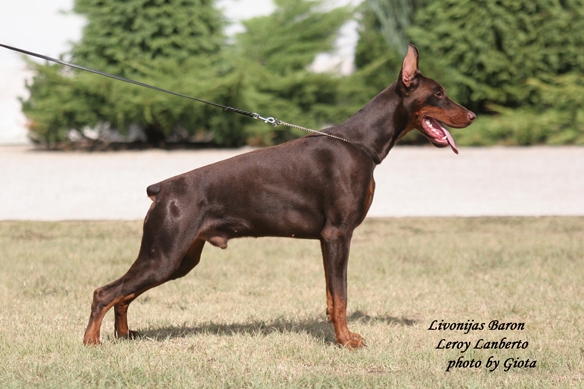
[0,217,583,388]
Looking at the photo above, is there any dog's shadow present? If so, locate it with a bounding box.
[138,311,417,344]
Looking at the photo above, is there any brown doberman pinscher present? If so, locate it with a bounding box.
[83,45,475,348]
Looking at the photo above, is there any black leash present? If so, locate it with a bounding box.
[0,43,350,143]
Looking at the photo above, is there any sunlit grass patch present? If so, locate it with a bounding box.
[0,217,583,387]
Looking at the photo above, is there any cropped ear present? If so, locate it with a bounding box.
[401,44,419,88]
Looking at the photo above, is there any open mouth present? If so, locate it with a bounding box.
[421,117,459,154]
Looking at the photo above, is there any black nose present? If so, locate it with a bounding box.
[468,111,476,121]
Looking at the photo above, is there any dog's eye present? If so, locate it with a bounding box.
[434,91,444,99]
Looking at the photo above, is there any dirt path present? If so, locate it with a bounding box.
[2,145,583,220]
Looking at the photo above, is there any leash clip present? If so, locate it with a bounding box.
[252,113,280,127]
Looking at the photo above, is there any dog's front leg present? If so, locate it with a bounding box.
[320,227,365,349]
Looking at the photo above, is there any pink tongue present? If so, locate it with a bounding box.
[442,127,459,154]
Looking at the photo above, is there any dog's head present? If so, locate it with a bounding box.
[396,44,475,154]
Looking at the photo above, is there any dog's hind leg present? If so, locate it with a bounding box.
[113,238,205,339]
[83,266,167,345]
[83,192,202,345]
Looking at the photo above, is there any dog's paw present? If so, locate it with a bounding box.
[341,332,366,349]
[344,338,366,349]
[115,329,141,340]
[350,332,365,342]
[128,330,141,340]
[83,337,101,346]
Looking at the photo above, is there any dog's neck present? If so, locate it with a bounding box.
[334,82,407,164]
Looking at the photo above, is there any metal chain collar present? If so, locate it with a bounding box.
[252,113,350,143]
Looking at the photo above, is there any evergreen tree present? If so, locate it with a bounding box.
[405,0,584,145]
[332,1,428,126]
[408,0,584,112]
[366,0,425,56]
[238,0,350,75]
[23,0,353,148]
[234,0,353,144]
[22,0,249,147]
[351,4,403,99]
[71,0,225,74]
